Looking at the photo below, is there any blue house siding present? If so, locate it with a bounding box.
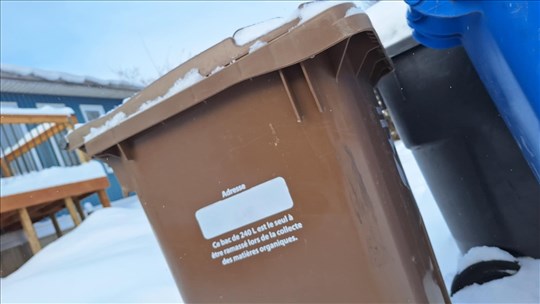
[0,92,120,124]
[1,92,125,206]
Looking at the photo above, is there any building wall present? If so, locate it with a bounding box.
[0,92,121,124]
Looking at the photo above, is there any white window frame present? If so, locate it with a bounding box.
[35,102,66,108]
[79,104,105,122]
[0,102,43,170]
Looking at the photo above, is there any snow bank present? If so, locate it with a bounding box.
[0,161,107,197]
[0,196,182,303]
[1,213,77,251]
[457,246,517,273]
[366,1,412,48]
[453,254,539,303]
[0,106,74,116]
[396,141,539,302]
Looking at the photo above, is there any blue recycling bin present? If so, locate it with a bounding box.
[405,0,540,181]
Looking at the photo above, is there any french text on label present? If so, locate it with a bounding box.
[210,213,303,265]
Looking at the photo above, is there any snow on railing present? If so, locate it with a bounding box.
[0,106,74,117]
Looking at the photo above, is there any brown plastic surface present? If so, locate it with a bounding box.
[68,4,449,303]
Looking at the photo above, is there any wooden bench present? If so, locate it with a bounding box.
[0,109,111,255]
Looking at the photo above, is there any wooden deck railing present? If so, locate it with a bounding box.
[1,113,85,177]
[1,110,110,255]
[2,123,68,168]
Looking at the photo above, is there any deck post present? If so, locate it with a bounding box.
[74,198,86,221]
[122,187,130,198]
[1,158,12,177]
[66,116,89,164]
[49,214,63,238]
[64,197,81,226]
[18,208,41,254]
[97,189,111,208]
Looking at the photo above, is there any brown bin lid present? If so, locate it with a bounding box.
[67,2,389,156]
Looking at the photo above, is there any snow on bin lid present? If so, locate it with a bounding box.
[67,2,387,156]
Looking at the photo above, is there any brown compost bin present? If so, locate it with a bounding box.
[68,3,449,303]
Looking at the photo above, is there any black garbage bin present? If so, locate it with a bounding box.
[377,45,540,259]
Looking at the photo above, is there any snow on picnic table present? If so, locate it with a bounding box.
[1,141,538,303]
[0,106,74,117]
[0,161,107,197]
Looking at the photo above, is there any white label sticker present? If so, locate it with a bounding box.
[195,177,294,239]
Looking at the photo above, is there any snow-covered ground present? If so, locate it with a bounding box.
[396,142,540,303]
[1,141,538,303]
[0,196,182,303]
